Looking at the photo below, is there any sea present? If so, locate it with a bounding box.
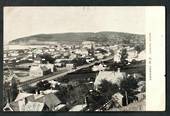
[4,44,50,50]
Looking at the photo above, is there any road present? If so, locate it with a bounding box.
[18,55,114,88]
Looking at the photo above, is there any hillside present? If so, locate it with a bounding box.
[9,31,145,46]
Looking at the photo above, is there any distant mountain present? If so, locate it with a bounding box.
[9,31,145,46]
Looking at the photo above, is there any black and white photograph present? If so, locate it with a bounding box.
[2,7,165,112]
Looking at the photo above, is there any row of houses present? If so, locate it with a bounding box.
[3,90,67,111]
[114,48,145,63]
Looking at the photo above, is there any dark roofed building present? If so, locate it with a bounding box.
[3,92,62,111]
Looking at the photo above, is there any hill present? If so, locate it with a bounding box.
[9,31,145,46]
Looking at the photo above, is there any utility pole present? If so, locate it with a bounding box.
[125,90,128,106]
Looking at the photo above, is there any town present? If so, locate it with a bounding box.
[3,40,146,111]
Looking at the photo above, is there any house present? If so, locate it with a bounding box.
[49,80,60,88]
[45,63,55,72]
[136,81,145,92]
[136,50,145,61]
[86,57,95,63]
[112,92,124,107]
[109,45,119,51]
[63,51,70,58]
[127,49,138,62]
[94,69,126,90]
[133,73,144,80]
[92,63,106,72]
[33,57,42,64]
[3,92,63,111]
[94,53,104,60]
[82,41,95,49]
[134,93,145,101]
[69,53,77,60]
[54,62,64,68]
[10,51,19,57]
[29,64,51,77]
[114,52,121,63]
[74,49,89,56]
[66,63,75,70]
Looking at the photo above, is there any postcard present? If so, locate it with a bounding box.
[3,6,165,111]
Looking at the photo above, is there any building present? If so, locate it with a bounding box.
[66,63,75,70]
[112,92,124,107]
[74,48,89,56]
[114,51,121,63]
[134,93,145,101]
[127,49,138,62]
[3,92,63,111]
[92,63,106,72]
[45,63,55,72]
[82,41,95,49]
[69,53,77,60]
[136,50,145,61]
[29,64,51,77]
[94,53,104,60]
[94,69,126,90]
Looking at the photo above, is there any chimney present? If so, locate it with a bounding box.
[25,98,28,105]
[35,90,38,95]
[117,68,120,72]
[18,87,22,93]
[133,73,136,79]
[40,91,43,95]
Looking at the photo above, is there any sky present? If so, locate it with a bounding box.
[4,7,145,44]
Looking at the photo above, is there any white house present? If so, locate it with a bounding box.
[74,49,89,56]
[82,41,95,49]
[94,69,126,90]
[92,63,106,72]
[114,53,121,62]
[136,50,145,61]
[66,63,74,70]
[127,50,138,62]
[94,53,104,60]
[29,65,50,77]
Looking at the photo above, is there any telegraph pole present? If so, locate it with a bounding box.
[125,90,128,106]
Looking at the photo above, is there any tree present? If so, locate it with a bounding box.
[71,57,87,66]
[120,48,128,66]
[135,45,145,53]
[120,76,138,96]
[98,80,119,100]
[36,80,51,92]
[39,53,55,64]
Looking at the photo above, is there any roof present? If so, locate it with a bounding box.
[92,64,104,71]
[9,101,20,111]
[8,92,61,111]
[15,92,33,102]
[44,93,61,108]
[113,92,124,99]
[40,66,49,71]
[137,50,145,60]
[69,104,87,111]
[54,104,66,111]
[43,89,59,94]
[94,71,126,87]
[3,73,17,82]
[30,65,50,72]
